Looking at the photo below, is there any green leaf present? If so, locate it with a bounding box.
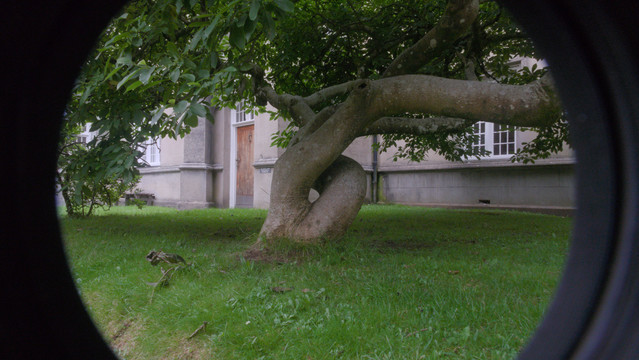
[166,42,179,57]
[203,14,221,40]
[274,0,294,13]
[159,56,172,67]
[132,109,145,124]
[196,69,210,79]
[117,68,140,89]
[125,80,143,92]
[184,113,199,127]
[222,66,237,73]
[184,58,197,70]
[116,51,133,66]
[187,28,204,52]
[138,66,156,84]
[229,26,246,49]
[104,32,130,48]
[243,18,257,40]
[210,52,218,68]
[205,109,215,123]
[79,86,93,105]
[249,0,260,20]
[103,66,122,83]
[262,11,276,40]
[180,73,196,82]
[174,100,189,114]
[169,68,180,83]
[190,102,207,117]
[176,0,183,14]
[151,106,167,125]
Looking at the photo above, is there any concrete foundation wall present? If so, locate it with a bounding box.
[381,164,575,208]
[137,169,181,206]
[253,109,280,209]
[134,108,576,212]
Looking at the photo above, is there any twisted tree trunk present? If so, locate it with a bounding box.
[260,155,366,242]
[253,0,562,244]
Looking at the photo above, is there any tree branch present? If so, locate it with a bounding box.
[250,65,316,126]
[259,85,315,126]
[361,116,471,136]
[290,104,340,145]
[368,73,561,128]
[382,0,479,77]
[302,80,361,107]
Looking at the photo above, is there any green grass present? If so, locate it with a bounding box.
[60,205,571,360]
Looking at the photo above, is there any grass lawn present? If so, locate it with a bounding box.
[60,204,571,360]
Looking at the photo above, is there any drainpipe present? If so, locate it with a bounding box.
[372,135,378,204]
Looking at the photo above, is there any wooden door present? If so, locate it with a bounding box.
[235,125,254,207]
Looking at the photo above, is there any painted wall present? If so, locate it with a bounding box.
[134,107,575,211]
[380,162,574,208]
[253,107,281,209]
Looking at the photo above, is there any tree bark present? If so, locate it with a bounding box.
[258,72,560,243]
[255,0,561,244]
[259,82,374,243]
[260,155,367,242]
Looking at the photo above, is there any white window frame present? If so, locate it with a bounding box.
[472,121,517,159]
[229,101,255,208]
[77,123,97,145]
[143,138,161,166]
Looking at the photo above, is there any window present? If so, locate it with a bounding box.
[472,121,516,158]
[77,123,96,145]
[492,123,516,156]
[144,138,161,166]
[234,101,254,124]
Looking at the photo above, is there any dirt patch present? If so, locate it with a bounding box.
[105,317,145,359]
[241,246,293,264]
[162,339,212,360]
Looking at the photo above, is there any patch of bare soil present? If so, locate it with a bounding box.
[162,339,212,360]
[105,317,145,359]
[241,246,293,264]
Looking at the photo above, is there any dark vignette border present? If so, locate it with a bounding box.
[2,0,638,358]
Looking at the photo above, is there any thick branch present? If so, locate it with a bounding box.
[290,104,340,145]
[362,116,470,136]
[383,0,479,77]
[368,73,561,128]
[257,85,315,126]
[302,80,361,108]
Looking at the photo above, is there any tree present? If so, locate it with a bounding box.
[68,0,565,243]
[56,121,140,217]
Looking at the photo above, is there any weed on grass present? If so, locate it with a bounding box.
[60,205,571,359]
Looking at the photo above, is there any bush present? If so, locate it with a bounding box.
[56,123,141,217]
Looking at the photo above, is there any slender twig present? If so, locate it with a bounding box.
[187,321,208,340]
[149,266,178,303]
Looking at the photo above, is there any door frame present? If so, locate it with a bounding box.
[229,107,255,208]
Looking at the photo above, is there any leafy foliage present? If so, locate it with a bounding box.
[67,0,566,180]
[66,0,295,187]
[56,122,140,217]
[511,119,571,164]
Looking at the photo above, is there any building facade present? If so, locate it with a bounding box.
[134,104,575,212]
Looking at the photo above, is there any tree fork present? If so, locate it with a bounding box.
[259,156,366,243]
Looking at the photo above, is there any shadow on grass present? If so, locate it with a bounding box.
[62,205,570,259]
[63,208,267,246]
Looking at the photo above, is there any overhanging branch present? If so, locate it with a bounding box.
[302,80,361,108]
[383,0,479,77]
[361,116,471,136]
[368,73,561,128]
